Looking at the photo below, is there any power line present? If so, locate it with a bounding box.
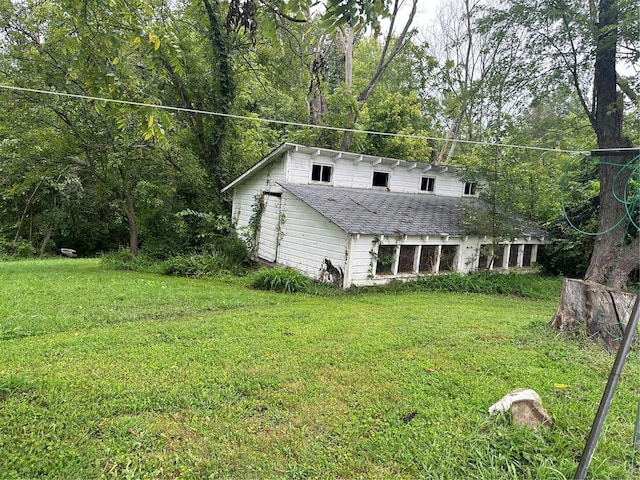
[0,83,590,156]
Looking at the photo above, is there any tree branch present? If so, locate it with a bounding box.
[356,0,417,102]
[617,75,638,103]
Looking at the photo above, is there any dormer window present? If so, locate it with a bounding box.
[311,164,333,183]
[463,182,477,195]
[420,176,435,192]
[372,171,389,188]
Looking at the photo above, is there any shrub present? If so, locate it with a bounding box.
[0,239,36,260]
[250,267,315,293]
[101,233,251,278]
[161,235,251,277]
[354,272,561,300]
[100,249,165,273]
[162,248,248,277]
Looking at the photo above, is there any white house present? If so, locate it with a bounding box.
[222,143,546,288]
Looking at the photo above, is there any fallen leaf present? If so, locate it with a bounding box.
[554,383,569,389]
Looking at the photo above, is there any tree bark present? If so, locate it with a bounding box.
[39,224,52,256]
[550,278,636,353]
[584,0,634,288]
[123,190,139,259]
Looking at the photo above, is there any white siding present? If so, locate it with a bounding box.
[255,193,281,262]
[333,159,372,188]
[231,155,286,236]
[285,151,311,183]
[345,234,536,287]
[230,148,475,197]
[275,193,349,280]
[344,235,378,286]
[432,172,467,197]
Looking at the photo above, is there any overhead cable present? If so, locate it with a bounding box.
[0,84,590,156]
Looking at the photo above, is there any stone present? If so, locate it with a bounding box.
[510,399,553,429]
[489,388,553,429]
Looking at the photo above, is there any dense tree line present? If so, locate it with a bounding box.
[0,1,638,298]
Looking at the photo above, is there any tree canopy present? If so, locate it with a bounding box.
[0,0,638,294]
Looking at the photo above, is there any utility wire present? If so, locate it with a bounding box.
[0,83,590,156]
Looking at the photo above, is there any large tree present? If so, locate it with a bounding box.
[481,0,639,347]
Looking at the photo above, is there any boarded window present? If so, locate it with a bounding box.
[373,171,389,187]
[311,164,332,183]
[420,177,435,192]
[439,246,458,272]
[523,244,534,267]
[376,245,396,275]
[419,246,438,273]
[398,246,416,273]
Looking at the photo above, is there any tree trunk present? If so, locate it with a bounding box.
[123,191,139,259]
[550,0,637,349]
[339,26,356,151]
[550,278,636,353]
[340,0,417,151]
[39,224,52,256]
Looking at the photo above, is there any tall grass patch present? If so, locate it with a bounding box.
[250,266,313,293]
[367,271,561,300]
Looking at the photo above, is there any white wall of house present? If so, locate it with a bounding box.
[255,193,282,262]
[230,153,287,241]
[285,149,471,197]
[344,234,544,287]
[273,193,348,280]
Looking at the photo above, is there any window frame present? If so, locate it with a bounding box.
[375,244,397,275]
[372,170,390,188]
[463,182,477,196]
[311,163,333,183]
[398,245,417,273]
[420,176,436,193]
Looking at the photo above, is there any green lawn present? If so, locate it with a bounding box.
[1,259,639,479]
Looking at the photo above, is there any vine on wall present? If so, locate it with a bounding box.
[243,192,265,258]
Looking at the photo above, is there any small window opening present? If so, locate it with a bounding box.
[478,244,493,270]
[463,182,477,195]
[375,245,396,275]
[493,245,505,269]
[439,245,458,272]
[508,244,522,267]
[522,245,533,267]
[372,171,389,187]
[420,177,435,192]
[398,246,416,273]
[419,246,438,273]
[311,164,333,183]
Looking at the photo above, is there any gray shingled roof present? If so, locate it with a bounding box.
[279,183,547,237]
[279,183,474,236]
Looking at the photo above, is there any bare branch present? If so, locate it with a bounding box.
[356,0,418,102]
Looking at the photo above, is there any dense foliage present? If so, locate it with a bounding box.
[0,0,638,282]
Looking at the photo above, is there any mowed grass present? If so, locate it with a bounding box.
[1,259,639,479]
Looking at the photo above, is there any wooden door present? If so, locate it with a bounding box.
[256,193,281,263]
